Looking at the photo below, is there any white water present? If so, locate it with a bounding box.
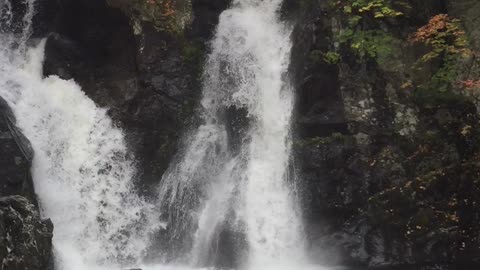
[1,0,330,270]
[159,0,307,269]
[0,1,156,269]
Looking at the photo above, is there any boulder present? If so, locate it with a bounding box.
[0,98,53,270]
[0,196,53,270]
[0,97,35,203]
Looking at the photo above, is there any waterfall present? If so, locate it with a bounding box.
[159,0,306,268]
[1,0,321,269]
[0,1,156,269]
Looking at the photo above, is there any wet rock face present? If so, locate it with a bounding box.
[30,0,480,268]
[41,0,230,196]
[0,98,53,270]
[0,97,35,203]
[0,196,53,270]
[190,0,231,39]
[292,0,480,269]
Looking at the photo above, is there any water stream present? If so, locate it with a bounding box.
[0,0,324,269]
[0,1,156,269]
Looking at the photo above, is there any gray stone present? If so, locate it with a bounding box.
[0,97,35,203]
[0,196,53,270]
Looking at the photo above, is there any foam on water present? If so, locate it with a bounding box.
[0,0,332,269]
[158,0,307,268]
[0,1,156,269]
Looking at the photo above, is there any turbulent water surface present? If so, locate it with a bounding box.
[158,0,306,268]
[0,0,328,269]
[0,1,156,269]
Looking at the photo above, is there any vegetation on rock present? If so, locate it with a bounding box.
[409,14,479,96]
[107,0,192,34]
[330,0,409,62]
[295,0,480,266]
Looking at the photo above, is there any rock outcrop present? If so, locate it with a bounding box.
[0,98,53,270]
[0,97,35,203]
[22,0,480,269]
[291,0,480,269]
[0,196,53,270]
[40,0,230,195]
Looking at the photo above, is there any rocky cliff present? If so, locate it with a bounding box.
[289,0,480,269]
[0,97,53,270]
[0,196,53,270]
[3,0,479,269]
[0,98,35,201]
[40,0,230,195]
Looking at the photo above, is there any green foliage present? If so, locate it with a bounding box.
[409,14,470,64]
[182,42,203,62]
[409,14,477,94]
[339,0,405,19]
[308,50,323,63]
[339,29,395,59]
[297,133,348,147]
[107,0,192,34]
[308,50,341,65]
[181,41,205,76]
[331,0,408,62]
[422,56,461,93]
[323,51,341,64]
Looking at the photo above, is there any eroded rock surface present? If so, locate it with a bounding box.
[0,98,53,270]
[291,0,480,268]
[0,196,53,270]
[0,97,35,203]
[41,0,230,195]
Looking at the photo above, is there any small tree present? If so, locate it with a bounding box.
[409,14,477,93]
[331,0,409,62]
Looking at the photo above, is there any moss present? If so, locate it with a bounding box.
[338,29,399,61]
[414,86,469,108]
[308,50,323,64]
[181,41,204,65]
[296,133,349,147]
[179,40,207,121]
[307,50,341,65]
[179,40,206,85]
[107,0,192,34]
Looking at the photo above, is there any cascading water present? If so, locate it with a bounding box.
[0,1,156,269]
[158,0,308,269]
[1,0,326,269]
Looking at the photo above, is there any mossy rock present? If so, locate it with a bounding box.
[107,0,193,34]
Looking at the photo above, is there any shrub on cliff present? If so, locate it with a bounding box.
[107,0,192,34]
[329,0,410,63]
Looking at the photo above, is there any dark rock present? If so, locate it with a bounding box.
[30,0,480,268]
[225,106,250,155]
[291,0,480,268]
[32,0,59,38]
[0,195,53,270]
[0,98,53,270]
[0,97,35,204]
[0,0,30,34]
[41,0,231,198]
[39,1,232,266]
[190,0,231,39]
